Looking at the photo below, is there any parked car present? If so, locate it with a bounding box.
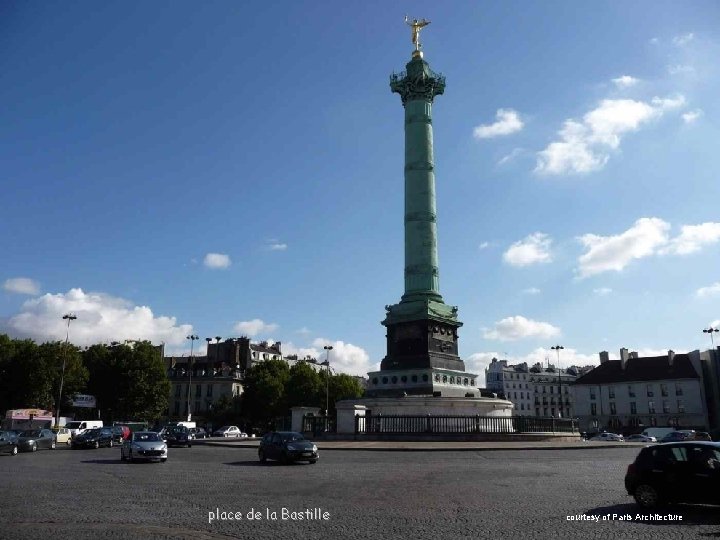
[660,431,692,443]
[625,434,657,443]
[65,420,103,438]
[165,426,192,448]
[213,426,242,438]
[589,432,624,442]
[190,427,207,439]
[258,431,318,464]
[52,427,72,446]
[71,427,115,449]
[121,431,167,463]
[0,431,18,456]
[694,431,713,441]
[625,441,720,508]
[110,426,128,444]
[17,429,56,452]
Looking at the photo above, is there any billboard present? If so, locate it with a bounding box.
[72,394,97,408]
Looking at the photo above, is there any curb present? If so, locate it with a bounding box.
[194,440,643,452]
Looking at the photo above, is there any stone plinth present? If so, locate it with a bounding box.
[336,403,367,435]
[290,406,321,433]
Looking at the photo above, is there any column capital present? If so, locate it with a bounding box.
[390,56,445,105]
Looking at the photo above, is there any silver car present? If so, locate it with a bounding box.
[120,431,167,463]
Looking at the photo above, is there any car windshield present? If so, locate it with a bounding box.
[21,430,41,437]
[219,426,232,431]
[86,428,102,435]
[280,433,306,442]
[134,433,161,442]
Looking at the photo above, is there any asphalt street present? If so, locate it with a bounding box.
[1,444,718,540]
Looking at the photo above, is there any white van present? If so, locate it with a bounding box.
[65,420,103,438]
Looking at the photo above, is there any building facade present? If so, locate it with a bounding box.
[485,358,589,417]
[572,348,708,433]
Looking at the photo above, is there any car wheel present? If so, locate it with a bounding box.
[634,484,661,509]
[94,441,99,449]
[259,449,266,463]
[309,459,317,464]
[187,443,192,448]
[109,440,113,448]
[11,446,17,456]
[281,452,290,465]
[50,441,56,450]
[66,439,71,446]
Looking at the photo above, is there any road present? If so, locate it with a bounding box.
[1,444,718,539]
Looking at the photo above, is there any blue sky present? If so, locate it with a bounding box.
[2,1,719,381]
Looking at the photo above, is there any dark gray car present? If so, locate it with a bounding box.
[0,431,18,456]
[258,431,318,464]
[17,429,56,452]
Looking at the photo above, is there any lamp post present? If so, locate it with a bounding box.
[56,314,77,428]
[323,345,333,420]
[551,345,564,418]
[186,334,199,421]
[703,327,719,348]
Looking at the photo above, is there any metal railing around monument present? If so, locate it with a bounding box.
[354,414,578,434]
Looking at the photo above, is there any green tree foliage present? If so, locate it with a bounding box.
[0,335,87,413]
[328,373,364,413]
[286,362,323,409]
[241,359,290,429]
[83,341,170,422]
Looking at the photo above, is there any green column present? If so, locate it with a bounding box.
[391,54,445,304]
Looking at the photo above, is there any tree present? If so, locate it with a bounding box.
[328,374,364,414]
[241,359,290,430]
[286,362,323,409]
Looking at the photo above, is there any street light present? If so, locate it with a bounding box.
[551,345,564,418]
[56,314,77,427]
[703,327,719,348]
[186,334,199,421]
[323,345,333,419]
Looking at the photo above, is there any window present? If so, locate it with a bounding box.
[412,375,418,382]
[550,386,554,394]
[391,376,398,384]
[663,401,670,413]
[195,400,200,413]
[630,402,637,414]
[401,375,408,383]
[207,384,213,397]
[650,416,657,426]
[175,385,181,398]
[174,402,180,416]
[543,408,548,416]
[591,403,597,415]
[590,388,596,400]
[536,408,540,416]
[551,408,555,417]
[648,401,655,413]
[647,384,654,397]
[520,403,524,410]
[661,384,668,397]
[628,385,635,398]
[471,379,475,386]
[196,384,201,397]
[675,383,683,396]
[677,400,685,413]
[609,402,616,415]
[609,386,615,398]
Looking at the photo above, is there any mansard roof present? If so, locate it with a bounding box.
[573,354,699,385]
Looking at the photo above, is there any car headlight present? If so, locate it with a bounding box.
[312,445,318,452]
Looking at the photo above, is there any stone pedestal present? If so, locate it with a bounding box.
[290,406,321,433]
[336,403,367,435]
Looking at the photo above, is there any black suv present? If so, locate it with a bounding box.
[165,426,192,448]
[625,441,720,508]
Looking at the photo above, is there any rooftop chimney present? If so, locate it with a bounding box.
[620,348,629,370]
[599,351,609,364]
[629,351,638,359]
[668,350,675,366]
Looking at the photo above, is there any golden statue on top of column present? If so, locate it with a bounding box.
[405,15,431,54]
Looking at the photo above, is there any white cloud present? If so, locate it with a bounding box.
[266,241,287,251]
[479,242,490,250]
[612,75,639,89]
[2,288,192,347]
[295,327,311,335]
[697,283,720,298]
[649,37,659,45]
[593,288,613,296]
[283,338,372,377]
[3,277,40,296]
[497,148,524,166]
[536,96,686,175]
[482,316,561,341]
[473,109,524,139]
[203,253,231,269]
[711,320,720,328]
[522,287,541,295]
[233,319,279,337]
[503,233,552,267]
[577,218,671,278]
[660,222,720,255]
[682,109,703,124]
[668,64,695,75]
[672,33,695,46]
